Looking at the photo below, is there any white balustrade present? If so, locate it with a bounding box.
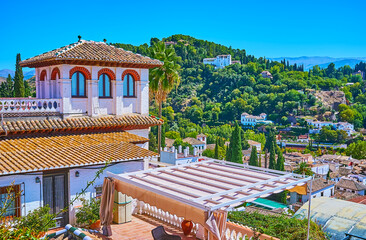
[136,201,199,235]
[0,98,60,114]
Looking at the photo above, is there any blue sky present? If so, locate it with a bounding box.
[1,0,365,70]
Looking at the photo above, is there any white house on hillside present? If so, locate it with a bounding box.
[241,112,273,126]
[203,55,232,69]
[306,119,355,136]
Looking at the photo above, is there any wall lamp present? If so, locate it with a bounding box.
[75,171,80,177]
[35,177,40,183]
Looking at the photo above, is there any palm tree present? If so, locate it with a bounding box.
[149,42,181,159]
[294,162,314,176]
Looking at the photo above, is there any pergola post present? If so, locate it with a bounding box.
[306,177,313,240]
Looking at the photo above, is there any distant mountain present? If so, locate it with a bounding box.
[0,69,35,79]
[269,56,366,70]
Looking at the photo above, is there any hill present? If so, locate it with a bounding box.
[270,56,366,70]
[0,69,35,79]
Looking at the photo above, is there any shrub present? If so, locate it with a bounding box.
[228,211,329,240]
[75,198,100,227]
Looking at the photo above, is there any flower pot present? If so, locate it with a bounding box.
[181,219,193,236]
[90,219,101,230]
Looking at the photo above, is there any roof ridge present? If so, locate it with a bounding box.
[55,40,84,57]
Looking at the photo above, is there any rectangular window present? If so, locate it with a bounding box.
[95,185,103,198]
[0,185,21,218]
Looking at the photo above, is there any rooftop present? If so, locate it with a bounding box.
[0,131,157,175]
[0,114,162,137]
[182,137,205,146]
[336,178,366,191]
[20,40,163,68]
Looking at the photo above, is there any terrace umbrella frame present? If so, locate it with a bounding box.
[107,159,312,239]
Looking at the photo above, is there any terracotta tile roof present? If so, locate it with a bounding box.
[308,178,335,193]
[336,178,366,191]
[348,195,366,205]
[182,137,204,146]
[0,115,162,136]
[165,138,175,148]
[20,40,163,68]
[0,131,157,175]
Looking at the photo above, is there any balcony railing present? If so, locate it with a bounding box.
[135,201,279,240]
[0,98,60,114]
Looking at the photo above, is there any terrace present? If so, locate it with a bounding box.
[100,159,311,240]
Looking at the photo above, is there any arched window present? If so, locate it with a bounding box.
[123,74,135,97]
[98,73,111,97]
[71,71,86,97]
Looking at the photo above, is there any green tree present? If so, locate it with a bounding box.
[149,42,181,159]
[227,122,243,163]
[269,141,276,169]
[249,147,258,166]
[294,162,314,176]
[214,137,219,159]
[14,54,25,97]
[276,149,285,171]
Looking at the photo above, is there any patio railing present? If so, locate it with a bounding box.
[136,201,279,240]
[0,98,61,114]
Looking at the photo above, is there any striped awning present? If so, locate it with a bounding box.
[109,160,311,212]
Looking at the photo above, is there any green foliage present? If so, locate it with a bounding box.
[16,205,56,234]
[165,131,180,139]
[269,141,276,169]
[226,122,243,163]
[14,53,25,97]
[75,198,101,227]
[227,211,329,240]
[249,146,258,166]
[346,141,366,159]
[0,74,14,97]
[294,162,314,176]
[214,137,219,159]
[276,149,285,171]
[149,131,158,152]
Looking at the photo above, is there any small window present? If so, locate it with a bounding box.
[123,74,135,97]
[98,73,111,98]
[95,185,103,198]
[71,71,86,97]
[0,185,21,218]
[321,192,324,197]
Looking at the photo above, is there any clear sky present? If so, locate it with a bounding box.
[1,0,365,70]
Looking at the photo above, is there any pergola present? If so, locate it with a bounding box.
[106,159,312,239]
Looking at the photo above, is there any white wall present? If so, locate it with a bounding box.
[68,160,144,224]
[126,129,149,149]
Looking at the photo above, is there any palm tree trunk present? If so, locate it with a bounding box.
[157,102,162,161]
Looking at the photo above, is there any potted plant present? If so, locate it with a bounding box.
[76,198,101,230]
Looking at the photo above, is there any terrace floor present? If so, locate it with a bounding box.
[75,214,197,240]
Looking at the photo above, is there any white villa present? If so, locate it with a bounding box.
[306,119,355,136]
[203,54,232,69]
[0,39,163,227]
[241,112,273,126]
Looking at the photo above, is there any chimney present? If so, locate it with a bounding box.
[178,145,182,154]
[175,149,178,159]
[171,146,175,153]
[193,147,197,156]
[78,35,82,42]
[164,147,167,152]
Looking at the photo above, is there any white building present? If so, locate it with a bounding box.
[306,119,355,136]
[0,39,163,227]
[289,178,335,204]
[241,112,273,126]
[203,55,232,69]
[247,140,261,152]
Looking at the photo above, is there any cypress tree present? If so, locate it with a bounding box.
[276,149,285,171]
[214,137,219,159]
[249,147,258,166]
[226,142,232,161]
[258,152,262,167]
[269,141,276,169]
[228,122,243,163]
[6,74,13,97]
[14,53,25,97]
